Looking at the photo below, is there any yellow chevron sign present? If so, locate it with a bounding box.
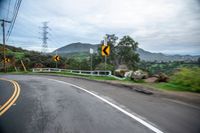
[101,45,110,56]
[53,55,60,62]
[3,58,10,63]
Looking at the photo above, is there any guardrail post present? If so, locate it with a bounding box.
[109,71,111,76]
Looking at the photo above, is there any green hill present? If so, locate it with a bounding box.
[53,42,200,62]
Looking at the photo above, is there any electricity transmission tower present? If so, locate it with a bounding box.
[41,22,49,53]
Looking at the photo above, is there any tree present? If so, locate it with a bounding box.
[198,57,200,66]
[115,35,140,70]
[98,34,118,65]
[96,34,140,70]
[92,53,102,69]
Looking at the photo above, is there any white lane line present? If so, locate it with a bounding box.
[48,78,164,133]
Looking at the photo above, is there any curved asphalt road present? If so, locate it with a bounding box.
[0,75,200,133]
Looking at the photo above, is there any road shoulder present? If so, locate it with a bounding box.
[31,73,200,107]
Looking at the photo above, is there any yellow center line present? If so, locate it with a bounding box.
[0,78,21,116]
[0,78,17,111]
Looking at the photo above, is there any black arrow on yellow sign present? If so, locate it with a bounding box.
[101,45,110,56]
[4,58,10,63]
[53,55,60,62]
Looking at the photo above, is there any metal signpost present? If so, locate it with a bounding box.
[90,48,94,72]
[53,51,60,68]
[102,35,110,70]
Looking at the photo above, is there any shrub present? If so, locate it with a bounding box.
[95,63,114,71]
[131,70,148,80]
[114,69,128,77]
[170,67,200,92]
[157,72,169,82]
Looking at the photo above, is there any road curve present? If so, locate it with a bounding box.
[0,75,200,133]
[0,75,155,133]
[0,78,20,116]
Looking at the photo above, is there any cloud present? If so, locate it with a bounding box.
[0,0,200,55]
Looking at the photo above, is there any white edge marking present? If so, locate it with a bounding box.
[48,78,164,133]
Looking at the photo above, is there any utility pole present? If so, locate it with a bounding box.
[41,21,49,54]
[0,19,11,73]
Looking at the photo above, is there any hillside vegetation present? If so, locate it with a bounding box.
[53,42,200,62]
[170,68,200,92]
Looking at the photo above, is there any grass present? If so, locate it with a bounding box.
[14,52,25,59]
[169,68,200,92]
[6,51,25,60]
[88,76,117,80]
[150,82,194,92]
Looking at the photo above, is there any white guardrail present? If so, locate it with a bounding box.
[32,68,112,76]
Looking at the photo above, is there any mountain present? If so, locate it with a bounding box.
[136,48,200,62]
[53,42,98,54]
[53,42,200,62]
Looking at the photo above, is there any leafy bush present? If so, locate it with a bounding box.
[114,69,128,77]
[138,61,199,76]
[95,63,114,71]
[170,68,200,92]
[131,70,148,80]
[157,72,169,82]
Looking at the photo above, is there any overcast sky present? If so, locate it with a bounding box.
[0,0,200,55]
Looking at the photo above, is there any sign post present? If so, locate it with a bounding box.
[90,48,94,72]
[104,36,107,71]
[53,51,60,68]
[102,36,110,70]
[56,51,58,68]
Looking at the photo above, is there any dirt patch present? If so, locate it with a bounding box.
[144,77,158,83]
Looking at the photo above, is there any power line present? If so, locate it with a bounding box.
[48,29,68,47]
[5,0,18,36]
[48,33,63,46]
[6,0,22,39]
[8,40,39,45]
[6,0,22,41]
[6,0,11,20]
